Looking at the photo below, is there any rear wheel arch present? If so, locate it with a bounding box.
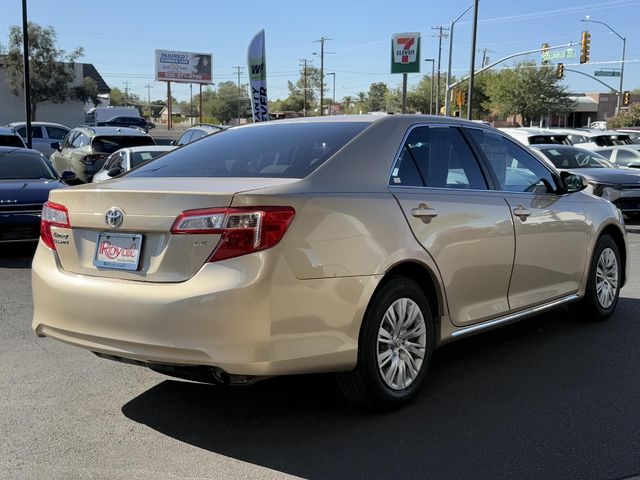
[377,261,444,325]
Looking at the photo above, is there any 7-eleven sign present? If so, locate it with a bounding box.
[391,32,420,74]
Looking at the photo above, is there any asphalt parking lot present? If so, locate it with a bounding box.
[1,221,639,480]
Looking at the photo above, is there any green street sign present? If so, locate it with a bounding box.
[541,48,576,63]
[594,70,621,77]
[391,33,420,74]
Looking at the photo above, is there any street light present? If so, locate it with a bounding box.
[581,16,626,114]
[444,3,473,116]
[424,58,435,114]
[326,72,336,109]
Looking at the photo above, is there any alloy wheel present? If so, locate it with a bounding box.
[595,247,618,309]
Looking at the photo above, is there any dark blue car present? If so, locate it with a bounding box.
[0,147,72,243]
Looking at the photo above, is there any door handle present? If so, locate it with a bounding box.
[512,205,531,220]
[411,203,438,223]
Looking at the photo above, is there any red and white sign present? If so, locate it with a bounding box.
[393,33,419,64]
[93,233,142,271]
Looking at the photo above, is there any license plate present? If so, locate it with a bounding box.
[93,233,143,271]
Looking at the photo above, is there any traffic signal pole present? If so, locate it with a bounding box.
[447,42,576,99]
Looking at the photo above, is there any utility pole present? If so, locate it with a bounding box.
[299,58,310,117]
[123,80,130,107]
[21,0,32,148]
[467,0,480,120]
[424,59,435,114]
[189,83,193,125]
[480,48,491,67]
[444,4,473,117]
[314,37,331,116]
[144,83,153,118]
[432,26,449,116]
[233,66,244,123]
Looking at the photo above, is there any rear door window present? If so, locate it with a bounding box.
[390,126,487,189]
[0,135,26,148]
[176,130,194,146]
[130,122,369,179]
[46,126,70,140]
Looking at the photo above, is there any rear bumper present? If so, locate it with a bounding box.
[32,243,376,376]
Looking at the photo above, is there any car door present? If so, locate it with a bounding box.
[466,128,588,311]
[44,126,70,157]
[51,131,77,174]
[390,125,515,326]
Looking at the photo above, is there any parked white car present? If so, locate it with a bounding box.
[499,128,571,146]
[92,145,176,183]
[559,129,634,151]
[9,122,70,158]
[593,145,640,169]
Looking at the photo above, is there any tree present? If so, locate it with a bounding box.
[270,66,323,114]
[3,22,84,119]
[366,82,388,112]
[607,103,640,128]
[73,77,100,107]
[486,62,574,125]
[109,87,142,108]
[202,81,250,124]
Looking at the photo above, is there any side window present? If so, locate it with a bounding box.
[614,149,640,166]
[389,126,487,189]
[104,152,120,170]
[468,129,557,194]
[176,130,194,146]
[72,133,89,148]
[63,131,78,148]
[16,126,42,138]
[46,126,70,140]
[190,130,207,141]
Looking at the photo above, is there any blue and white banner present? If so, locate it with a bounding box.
[248,30,269,122]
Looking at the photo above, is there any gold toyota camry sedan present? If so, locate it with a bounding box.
[32,115,628,410]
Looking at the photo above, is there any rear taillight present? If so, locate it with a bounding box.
[171,206,295,262]
[81,154,108,165]
[40,201,70,250]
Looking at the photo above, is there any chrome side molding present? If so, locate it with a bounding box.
[451,293,580,338]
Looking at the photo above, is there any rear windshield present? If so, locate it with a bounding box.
[129,122,369,179]
[130,150,169,168]
[0,134,25,148]
[528,135,570,145]
[0,151,57,179]
[593,135,633,147]
[92,135,154,154]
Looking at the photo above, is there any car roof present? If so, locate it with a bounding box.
[75,126,149,136]
[7,121,69,128]
[499,127,567,137]
[558,128,626,137]
[118,145,176,153]
[0,126,19,135]
[0,146,42,155]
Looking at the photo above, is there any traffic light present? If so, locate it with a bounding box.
[623,91,631,107]
[580,31,591,64]
[541,43,550,64]
[462,91,468,105]
[556,63,565,79]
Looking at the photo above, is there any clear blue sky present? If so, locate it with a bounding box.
[1,0,639,103]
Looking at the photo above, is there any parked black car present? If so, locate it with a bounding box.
[0,126,27,148]
[0,147,73,243]
[97,116,155,133]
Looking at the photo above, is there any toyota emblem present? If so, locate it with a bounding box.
[105,207,124,228]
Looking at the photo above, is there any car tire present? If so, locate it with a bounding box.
[336,276,434,411]
[570,234,621,321]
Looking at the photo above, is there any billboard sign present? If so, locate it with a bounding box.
[391,33,420,74]
[248,30,269,122]
[155,50,213,84]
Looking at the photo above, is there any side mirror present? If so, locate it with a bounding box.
[60,170,76,183]
[50,142,61,151]
[561,171,588,193]
[169,140,176,146]
[107,167,123,177]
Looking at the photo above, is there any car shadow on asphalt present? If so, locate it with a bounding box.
[0,243,36,269]
[121,298,640,480]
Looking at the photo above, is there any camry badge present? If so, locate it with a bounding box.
[105,207,124,228]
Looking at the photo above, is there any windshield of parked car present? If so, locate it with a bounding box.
[130,150,169,168]
[593,135,633,147]
[129,122,370,179]
[92,136,154,154]
[528,135,571,145]
[538,148,609,168]
[0,134,25,148]
[0,151,57,180]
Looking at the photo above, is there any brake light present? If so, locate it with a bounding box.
[81,154,108,165]
[171,206,296,262]
[40,201,70,250]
